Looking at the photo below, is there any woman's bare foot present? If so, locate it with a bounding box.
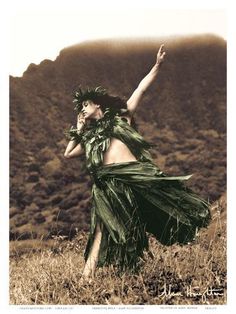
[79,275,93,285]
[78,220,102,286]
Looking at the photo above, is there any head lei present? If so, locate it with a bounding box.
[73,86,108,113]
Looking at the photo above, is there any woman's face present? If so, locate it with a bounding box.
[81,100,100,119]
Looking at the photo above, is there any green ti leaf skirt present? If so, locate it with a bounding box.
[84,160,211,274]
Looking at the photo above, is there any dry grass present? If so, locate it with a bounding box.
[10,207,226,305]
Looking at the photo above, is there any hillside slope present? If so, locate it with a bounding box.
[10,35,226,239]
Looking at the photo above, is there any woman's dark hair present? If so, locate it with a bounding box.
[73,86,138,130]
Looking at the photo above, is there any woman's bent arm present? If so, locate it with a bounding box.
[64,139,84,158]
[64,113,86,158]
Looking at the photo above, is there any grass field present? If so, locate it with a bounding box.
[10,202,226,306]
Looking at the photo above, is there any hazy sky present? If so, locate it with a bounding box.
[9,0,226,77]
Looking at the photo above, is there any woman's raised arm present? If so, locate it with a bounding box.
[127,44,166,115]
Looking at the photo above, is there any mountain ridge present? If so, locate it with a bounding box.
[10,34,226,239]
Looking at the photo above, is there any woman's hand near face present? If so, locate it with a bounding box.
[77,112,86,132]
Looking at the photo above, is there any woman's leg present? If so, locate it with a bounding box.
[81,220,103,279]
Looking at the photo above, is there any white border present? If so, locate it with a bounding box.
[1,0,234,313]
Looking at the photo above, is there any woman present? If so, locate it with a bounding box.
[64,44,211,281]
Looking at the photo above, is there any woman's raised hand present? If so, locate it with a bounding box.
[156,44,166,66]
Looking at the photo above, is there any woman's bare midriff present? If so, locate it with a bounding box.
[103,137,137,165]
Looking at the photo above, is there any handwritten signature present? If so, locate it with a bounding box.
[159,283,224,302]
